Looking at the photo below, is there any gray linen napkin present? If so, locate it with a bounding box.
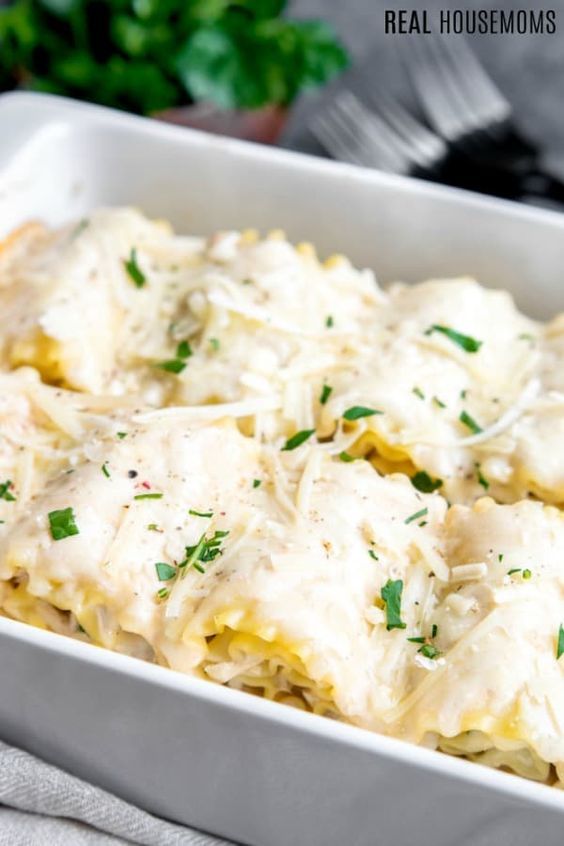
[0,740,233,846]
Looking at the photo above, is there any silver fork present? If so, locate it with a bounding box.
[404,33,512,143]
[401,33,564,204]
[310,90,447,176]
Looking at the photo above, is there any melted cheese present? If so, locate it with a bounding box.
[0,418,447,726]
[3,210,561,505]
[2,208,564,788]
[388,498,564,776]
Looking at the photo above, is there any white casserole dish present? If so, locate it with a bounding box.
[1,91,564,846]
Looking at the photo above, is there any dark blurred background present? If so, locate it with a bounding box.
[285,0,564,178]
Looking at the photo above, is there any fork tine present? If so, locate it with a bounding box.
[327,101,393,168]
[403,35,471,140]
[311,101,394,170]
[436,35,511,125]
[336,92,410,171]
[421,36,488,133]
[310,112,369,167]
[314,98,388,168]
[368,93,447,166]
[311,91,410,173]
[403,34,511,141]
[311,106,391,170]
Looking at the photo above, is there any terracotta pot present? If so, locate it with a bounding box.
[154,102,288,145]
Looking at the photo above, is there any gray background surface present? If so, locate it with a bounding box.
[285,0,564,175]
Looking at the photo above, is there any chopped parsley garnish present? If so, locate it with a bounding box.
[153,532,228,588]
[343,406,382,421]
[189,509,213,518]
[101,463,110,478]
[339,451,356,462]
[507,567,533,582]
[412,387,425,400]
[176,340,192,359]
[147,523,161,532]
[325,315,334,328]
[282,429,315,451]
[459,410,482,434]
[425,324,482,353]
[124,247,146,288]
[117,432,127,439]
[48,507,79,541]
[460,389,467,400]
[319,384,333,405]
[476,464,489,490]
[433,396,446,409]
[518,333,535,342]
[368,549,379,561]
[381,579,406,630]
[405,507,428,525]
[410,471,442,494]
[558,624,564,660]
[408,624,439,657]
[156,339,192,374]
[0,480,16,502]
[418,643,441,660]
[155,562,177,581]
[134,492,163,501]
[155,358,187,374]
[209,337,220,351]
[252,479,262,489]
[156,587,170,600]
[498,553,504,563]
[178,529,229,575]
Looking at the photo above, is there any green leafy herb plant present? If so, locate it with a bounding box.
[0,0,348,114]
